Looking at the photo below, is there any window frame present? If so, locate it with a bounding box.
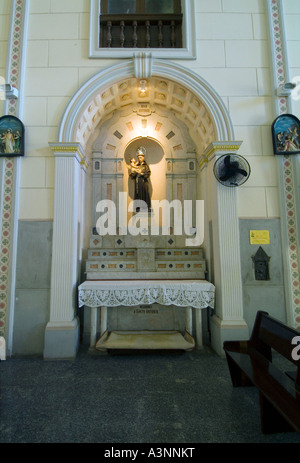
[89,0,196,59]
[100,0,181,14]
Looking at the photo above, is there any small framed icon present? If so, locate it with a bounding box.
[0,115,25,157]
[271,114,300,155]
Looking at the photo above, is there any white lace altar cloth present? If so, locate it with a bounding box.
[78,280,215,309]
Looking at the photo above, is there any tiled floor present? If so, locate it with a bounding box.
[1,345,300,444]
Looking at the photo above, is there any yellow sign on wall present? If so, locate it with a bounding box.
[250,230,270,245]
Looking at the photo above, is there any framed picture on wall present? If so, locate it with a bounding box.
[0,115,25,157]
[271,114,300,155]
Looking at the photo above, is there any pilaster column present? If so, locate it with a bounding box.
[201,142,249,355]
[43,143,88,359]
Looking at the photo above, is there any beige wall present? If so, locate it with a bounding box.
[5,0,299,221]
[20,0,88,219]
[193,0,275,219]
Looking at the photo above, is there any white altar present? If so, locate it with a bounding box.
[78,280,215,351]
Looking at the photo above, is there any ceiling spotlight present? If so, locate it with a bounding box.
[140,79,147,93]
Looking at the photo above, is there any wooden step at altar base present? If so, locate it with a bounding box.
[85,271,205,280]
[95,330,195,351]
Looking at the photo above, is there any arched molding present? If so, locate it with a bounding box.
[57,59,234,152]
[151,61,235,144]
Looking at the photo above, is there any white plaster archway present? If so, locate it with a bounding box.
[44,58,248,359]
[57,59,235,150]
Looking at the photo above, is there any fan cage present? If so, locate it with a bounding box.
[213,153,251,187]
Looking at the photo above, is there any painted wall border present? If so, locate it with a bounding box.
[266,0,300,329]
[0,0,29,352]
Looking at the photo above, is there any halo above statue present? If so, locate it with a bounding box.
[136,146,146,156]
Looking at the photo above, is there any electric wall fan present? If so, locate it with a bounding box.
[213,154,251,187]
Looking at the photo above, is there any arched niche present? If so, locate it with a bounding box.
[46,58,245,359]
[55,59,235,239]
[90,103,198,229]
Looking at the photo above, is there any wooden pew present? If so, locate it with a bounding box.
[223,311,300,434]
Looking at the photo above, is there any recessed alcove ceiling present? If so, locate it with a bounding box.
[77,77,217,156]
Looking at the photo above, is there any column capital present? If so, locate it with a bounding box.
[203,141,243,162]
[49,142,89,170]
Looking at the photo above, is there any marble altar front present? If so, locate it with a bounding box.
[78,279,215,350]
